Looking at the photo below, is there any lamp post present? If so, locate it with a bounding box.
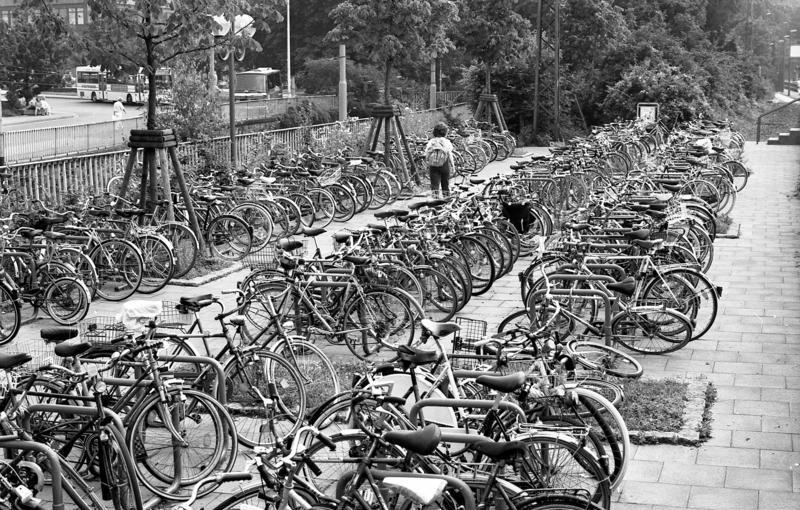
[286,0,291,97]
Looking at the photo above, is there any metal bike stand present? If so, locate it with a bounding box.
[530,286,615,345]
[1,439,67,510]
[368,469,477,510]
[408,398,526,429]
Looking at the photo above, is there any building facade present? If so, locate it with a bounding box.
[0,0,90,25]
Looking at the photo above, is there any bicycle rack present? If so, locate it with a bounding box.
[529,284,615,346]
[554,263,628,280]
[368,469,477,510]
[408,398,527,428]
[1,439,67,510]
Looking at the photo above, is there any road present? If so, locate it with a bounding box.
[2,96,144,131]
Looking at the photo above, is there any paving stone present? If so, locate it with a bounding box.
[732,431,794,451]
[714,362,762,375]
[659,462,725,487]
[725,467,793,491]
[625,459,664,482]
[697,446,760,468]
[715,385,761,401]
[759,449,800,470]
[617,481,690,507]
[705,428,733,447]
[692,350,739,362]
[762,343,800,354]
[687,486,758,510]
[712,413,763,432]
[634,445,698,464]
[734,399,791,417]
[733,374,786,388]
[760,388,800,402]
[762,416,800,434]
[757,490,800,510]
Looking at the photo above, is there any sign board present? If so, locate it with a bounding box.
[791,45,800,58]
[637,103,659,123]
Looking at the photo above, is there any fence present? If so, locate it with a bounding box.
[7,106,463,205]
[1,117,146,163]
[218,95,338,124]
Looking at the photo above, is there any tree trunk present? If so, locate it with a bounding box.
[384,59,392,104]
[485,62,491,94]
[146,36,157,130]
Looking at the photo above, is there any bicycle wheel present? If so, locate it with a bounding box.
[497,309,531,333]
[268,337,340,414]
[722,159,749,192]
[126,388,237,500]
[229,202,274,251]
[224,349,307,448]
[640,268,719,340]
[289,192,316,227]
[58,247,99,300]
[342,174,372,213]
[0,284,21,345]
[260,199,290,240]
[412,265,458,322]
[308,188,336,228]
[136,234,175,294]
[44,276,91,324]
[90,239,143,301]
[326,183,357,222]
[274,196,304,236]
[568,341,643,378]
[452,235,496,296]
[429,256,469,311]
[206,214,253,261]
[155,222,199,279]
[610,308,693,354]
[366,173,393,210]
[341,289,416,362]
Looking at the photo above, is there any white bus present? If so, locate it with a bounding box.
[75,66,173,104]
[235,68,283,100]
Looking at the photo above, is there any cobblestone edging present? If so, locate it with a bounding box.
[628,377,710,446]
[170,264,245,286]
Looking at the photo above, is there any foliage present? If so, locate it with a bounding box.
[698,382,717,441]
[0,1,81,100]
[326,0,459,103]
[296,57,382,115]
[620,378,688,432]
[308,120,367,155]
[159,57,225,141]
[85,0,285,129]
[277,100,335,129]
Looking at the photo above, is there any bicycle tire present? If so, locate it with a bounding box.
[568,341,644,378]
[610,307,693,354]
[90,238,143,301]
[640,267,718,340]
[366,173,394,209]
[289,192,316,227]
[341,289,416,362]
[412,265,458,322]
[452,235,496,296]
[0,283,20,345]
[58,247,99,300]
[229,202,274,251]
[44,276,91,324]
[308,188,336,228]
[155,222,199,279]
[206,214,253,261]
[326,183,357,222]
[268,336,341,415]
[274,196,304,236]
[135,234,175,294]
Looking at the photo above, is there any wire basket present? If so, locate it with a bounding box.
[317,167,342,186]
[79,316,127,347]
[664,202,688,225]
[2,339,60,375]
[156,301,195,330]
[451,317,488,369]
[243,243,280,270]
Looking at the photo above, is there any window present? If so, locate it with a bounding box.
[67,7,76,25]
[76,8,84,25]
[77,72,100,84]
[0,11,9,24]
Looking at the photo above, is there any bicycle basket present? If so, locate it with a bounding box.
[3,339,59,375]
[156,301,194,330]
[451,317,488,369]
[317,167,341,187]
[243,243,280,270]
[79,316,127,347]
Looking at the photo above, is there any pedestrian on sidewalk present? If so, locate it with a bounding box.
[112,99,127,120]
[424,122,455,198]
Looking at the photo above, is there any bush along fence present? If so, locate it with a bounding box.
[5,105,466,206]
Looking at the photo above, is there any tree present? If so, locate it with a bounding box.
[0,1,80,99]
[452,0,531,92]
[326,0,459,104]
[158,57,224,141]
[85,0,285,129]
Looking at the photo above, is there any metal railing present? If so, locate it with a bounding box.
[218,95,338,124]
[756,97,800,143]
[5,106,462,205]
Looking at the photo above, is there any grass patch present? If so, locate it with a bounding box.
[619,378,688,432]
[698,382,717,441]
[726,99,800,141]
[180,257,236,280]
[715,213,734,235]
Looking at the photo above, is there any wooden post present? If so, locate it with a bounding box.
[114,148,139,210]
[475,93,508,131]
[338,44,347,121]
[429,57,436,110]
[362,104,417,185]
[157,149,175,221]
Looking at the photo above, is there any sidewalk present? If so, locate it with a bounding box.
[1,111,76,127]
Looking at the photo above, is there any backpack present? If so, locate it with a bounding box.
[425,140,449,167]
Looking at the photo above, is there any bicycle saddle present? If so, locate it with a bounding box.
[397,344,440,366]
[427,199,448,208]
[278,239,304,252]
[623,229,650,241]
[630,239,664,250]
[564,222,591,232]
[359,156,374,164]
[43,231,67,240]
[40,327,79,343]
[34,216,69,228]
[606,276,636,297]
[383,424,441,455]
[628,204,650,212]
[275,171,293,178]
[237,177,255,186]
[295,171,311,178]
[218,185,237,192]
[392,209,410,217]
[17,227,43,239]
[179,294,215,311]
[470,439,527,461]
[475,372,526,393]
[374,210,395,219]
[407,202,427,211]
[647,201,669,211]
[420,319,460,338]
[366,223,387,232]
[661,183,682,193]
[396,214,419,223]
[0,353,32,370]
[333,232,353,244]
[115,208,147,217]
[343,255,370,266]
[654,178,681,186]
[301,226,326,237]
[469,177,486,185]
[54,342,92,358]
[87,209,111,217]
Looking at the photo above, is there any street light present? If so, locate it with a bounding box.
[286,0,291,97]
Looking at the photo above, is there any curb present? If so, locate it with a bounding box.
[716,222,741,239]
[627,377,709,446]
[170,263,245,287]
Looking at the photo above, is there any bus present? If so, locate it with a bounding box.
[75,66,173,104]
[234,68,283,100]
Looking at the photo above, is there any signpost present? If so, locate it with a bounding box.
[637,103,659,124]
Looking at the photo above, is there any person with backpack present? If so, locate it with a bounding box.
[424,122,455,197]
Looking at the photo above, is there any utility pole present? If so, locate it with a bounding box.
[338,44,347,121]
[286,0,292,97]
[429,55,436,110]
[533,0,561,142]
[228,10,237,168]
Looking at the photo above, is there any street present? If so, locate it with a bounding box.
[2,95,143,131]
